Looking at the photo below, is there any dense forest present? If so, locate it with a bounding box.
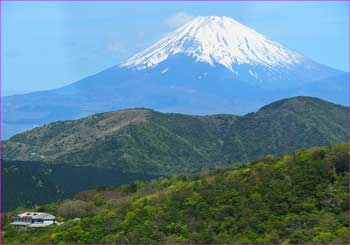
[3,97,347,176]
[3,144,348,244]
[2,161,158,211]
[4,97,347,212]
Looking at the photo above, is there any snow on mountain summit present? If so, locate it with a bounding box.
[121,16,304,71]
[3,16,347,139]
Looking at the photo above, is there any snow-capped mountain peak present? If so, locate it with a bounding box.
[121,16,304,71]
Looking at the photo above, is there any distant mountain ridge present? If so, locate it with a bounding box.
[3,97,347,176]
[3,16,348,139]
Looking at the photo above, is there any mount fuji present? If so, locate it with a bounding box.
[3,16,348,139]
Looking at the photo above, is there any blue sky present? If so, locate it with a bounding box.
[2,1,349,96]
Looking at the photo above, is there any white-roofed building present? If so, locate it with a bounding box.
[10,212,57,228]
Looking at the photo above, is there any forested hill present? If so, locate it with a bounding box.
[3,96,347,176]
[3,144,348,244]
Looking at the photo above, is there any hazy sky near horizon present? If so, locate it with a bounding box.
[2,1,349,96]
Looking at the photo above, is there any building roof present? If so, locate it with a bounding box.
[15,212,56,220]
[28,223,49,228]
[9,221,30,226]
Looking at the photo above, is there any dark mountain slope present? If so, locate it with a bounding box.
[223,96,347,162]
[3,97,347,176]
[2,160,157,211]
[3,108,238,175]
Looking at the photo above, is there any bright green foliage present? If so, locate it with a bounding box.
[3,144,348,244]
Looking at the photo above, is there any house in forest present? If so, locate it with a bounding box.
[10,212,57,228]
